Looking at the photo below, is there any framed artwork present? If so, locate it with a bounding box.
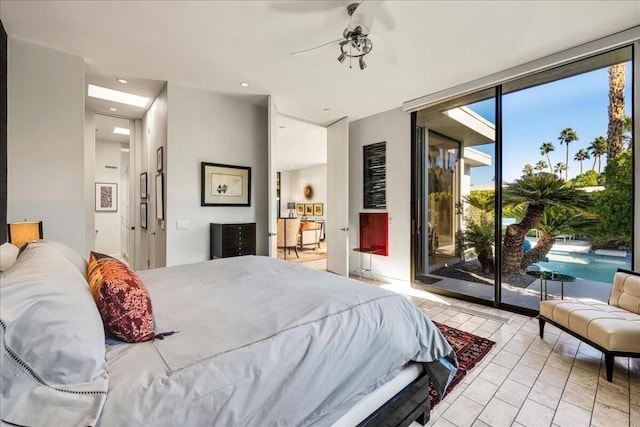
[363,141,387,209]
[156,173,164,220]
[157,146,163,172]
[201,162,251,206]
[95,182,117,212]
[140,172,148,199]
[304,204,313,216]
[296,203,305,216]
[313,203,323,216]
[140,202,148,229]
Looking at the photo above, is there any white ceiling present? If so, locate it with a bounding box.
[1,1,639,125]
[275,115,327,171]
[95,114,131,144]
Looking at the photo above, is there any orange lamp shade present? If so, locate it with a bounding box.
[7,221,43,249]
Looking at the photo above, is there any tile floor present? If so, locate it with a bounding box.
[296,257,638,427]
[378,284,640,427]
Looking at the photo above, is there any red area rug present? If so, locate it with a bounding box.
[429,322,496,407]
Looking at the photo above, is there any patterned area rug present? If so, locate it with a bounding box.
[429,322,495,408]
[277,247,326,263]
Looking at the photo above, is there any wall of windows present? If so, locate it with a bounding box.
[413,45,634,313]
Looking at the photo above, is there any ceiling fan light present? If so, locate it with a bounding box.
[337,51,347,63]
[359,56,366,70]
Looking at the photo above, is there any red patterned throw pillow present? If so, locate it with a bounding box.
[87,252,155,343]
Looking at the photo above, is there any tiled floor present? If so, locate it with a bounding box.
[376,283,639,427]
[299,259,638,426]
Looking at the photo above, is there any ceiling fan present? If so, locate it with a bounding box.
[290,0,392,70]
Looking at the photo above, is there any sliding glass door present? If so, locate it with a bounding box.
[413,45,634,313]
[414,88,497,303]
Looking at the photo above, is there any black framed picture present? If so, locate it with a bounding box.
[140,172,147,199]
[156,173,164,220]
[157,146,163,172]
[140,202,147,229]
[201,162,251,206]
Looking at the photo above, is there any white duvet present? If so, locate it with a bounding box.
[97,256,456,426]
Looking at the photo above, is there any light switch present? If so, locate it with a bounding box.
[176,220,190,230]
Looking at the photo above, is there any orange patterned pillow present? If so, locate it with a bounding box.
[87,252,155,343]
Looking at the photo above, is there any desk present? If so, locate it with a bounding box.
[526,270,576,300]
[353,248,377,281]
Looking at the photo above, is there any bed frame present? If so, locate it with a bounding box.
[358,371,431,427]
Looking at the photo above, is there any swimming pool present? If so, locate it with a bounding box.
[533,251,631,283]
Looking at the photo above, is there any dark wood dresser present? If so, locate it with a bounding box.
[210,223,256,259]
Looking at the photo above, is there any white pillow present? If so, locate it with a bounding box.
[0,242,19,271]
[0,242,108,426]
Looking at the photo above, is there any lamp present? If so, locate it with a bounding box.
[287,202,296,218]
[7,221,43,249]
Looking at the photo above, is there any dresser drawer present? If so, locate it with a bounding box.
[210,223,256,259]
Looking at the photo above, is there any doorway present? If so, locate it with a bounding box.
[273,115,328,270]
[93,114,133,262]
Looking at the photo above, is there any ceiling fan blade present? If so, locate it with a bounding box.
[348,0,384,35]
[268,1,345,14]
[291,38,343,56]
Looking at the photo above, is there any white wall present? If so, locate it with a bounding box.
[281,164,327,226]
[349,108,411,282]
[94,139,122,256]
[84,111,96,255]
[7,38,85,254]
[165,83,268,267]
[138,85,168,270]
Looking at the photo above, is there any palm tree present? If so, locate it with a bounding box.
[522,164,534,177]
[502,173,591,275]
[520,208,597,270]
[558,128,579,181]
[553,162,567,178]
[623,115,633,149]
[573,148,590,175]
[588,136,607,172]
[539,142,555,173]
[607,63,626,160]
[534,160,548,173]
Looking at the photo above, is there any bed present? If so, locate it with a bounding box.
[0,241,457,426]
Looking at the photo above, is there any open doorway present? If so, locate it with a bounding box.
[274,115,328,270]
[93,114,133,262]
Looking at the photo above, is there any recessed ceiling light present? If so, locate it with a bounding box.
[113,127,130,136]
[117,78,128,84]
[120,147,130,153]
[88,84,149,108]
[109,107,117,112]
[240,82,250,88]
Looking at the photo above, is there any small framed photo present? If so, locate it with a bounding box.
[140,202,148,229]
[156,173,164,220]
[157,146,163,172]
[313,203,323,216]
[296,204,305,216]
[305,204,313,216]
[140,172,148,199]
[95,182,117,212]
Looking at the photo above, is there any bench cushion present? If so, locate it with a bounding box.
[609,269,640,314]
[540,300,640,353]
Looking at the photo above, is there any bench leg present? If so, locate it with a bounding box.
[538,317,546,339]
[415,409,430,426]
[605,353,614,382]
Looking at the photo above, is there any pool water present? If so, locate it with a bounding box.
[533,251,631,283]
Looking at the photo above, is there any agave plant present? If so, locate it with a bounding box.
[502,173,591,275]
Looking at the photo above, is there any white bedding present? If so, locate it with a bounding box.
[97,256,456,426]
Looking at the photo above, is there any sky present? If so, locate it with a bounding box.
[465,62,632,187]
